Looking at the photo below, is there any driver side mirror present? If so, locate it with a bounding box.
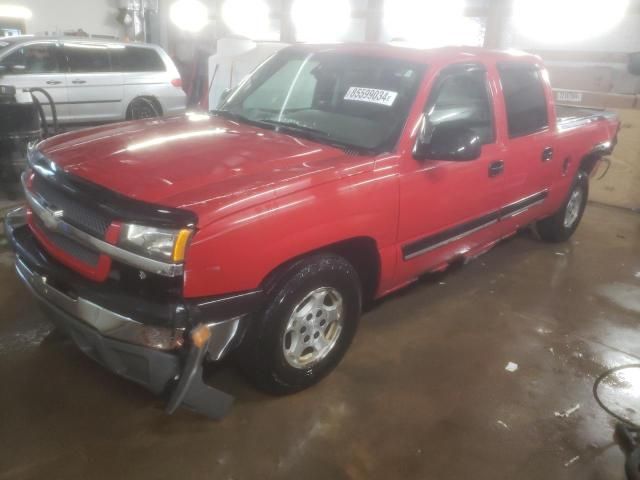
[413,121,482,162]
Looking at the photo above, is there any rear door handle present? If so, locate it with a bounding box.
[46,80,62,85]
[489,160,504,178]
[72,80,87,84]
[542,146,554,162]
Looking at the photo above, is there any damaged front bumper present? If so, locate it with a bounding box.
[4,207,263,419]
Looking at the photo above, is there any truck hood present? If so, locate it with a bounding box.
[39,114,374,226]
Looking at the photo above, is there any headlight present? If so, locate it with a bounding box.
[119,224,193,263]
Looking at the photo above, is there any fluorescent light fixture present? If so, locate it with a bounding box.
[384,0,481,48]
[292,0,352,43]
[0,5,32,19]
[513,0,629,43]
[169,0,209,33]
[221,0,271,39]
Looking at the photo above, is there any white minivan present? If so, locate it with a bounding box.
[0,36,186,124]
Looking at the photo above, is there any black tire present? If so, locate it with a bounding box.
[238,253,362,395]
[127,97,161,120]
[537,171,589,243]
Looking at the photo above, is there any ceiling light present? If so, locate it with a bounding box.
[221,0,270,39]
[384,0,481,48]
[292,0,352,43]
[169,0,209,33]
[513,0,629,43]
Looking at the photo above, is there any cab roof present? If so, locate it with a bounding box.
[287,43,542,66]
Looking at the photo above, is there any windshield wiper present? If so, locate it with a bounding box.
[260,119,326,135]
[210,109,273,129]
[260,119,372,154]
[211,112,373,155]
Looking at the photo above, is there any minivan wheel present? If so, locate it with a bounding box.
[127,97,161,120]
[238,254,362,395]
[537,171,589,243]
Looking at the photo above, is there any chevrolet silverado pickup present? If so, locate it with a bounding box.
[4,45,620,418]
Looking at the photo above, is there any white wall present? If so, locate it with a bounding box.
[20,0,124,38]
[507,13,640,53]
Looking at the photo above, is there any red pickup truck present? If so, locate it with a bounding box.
[5,45,619,418]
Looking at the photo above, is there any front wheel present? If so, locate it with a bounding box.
[537,171,589,243]
[238,254,362,395]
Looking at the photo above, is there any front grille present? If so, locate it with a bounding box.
[32,216,100,267]
[32,174,112,238]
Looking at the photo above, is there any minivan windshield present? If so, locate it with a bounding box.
[217,49,425,153]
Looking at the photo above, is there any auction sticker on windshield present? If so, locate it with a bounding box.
[344,87,398,107]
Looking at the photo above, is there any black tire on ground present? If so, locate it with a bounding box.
[238,253,362,395]
[537,170,589,243]
[126,97,161,120]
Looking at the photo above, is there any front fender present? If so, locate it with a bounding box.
[182,171,399,298]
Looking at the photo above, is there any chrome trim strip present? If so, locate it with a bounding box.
[22,174,184,277]
[404,219,499,260]
[15,257,183,350]
[500,190,547,215]
[197,290,260,308]
[403,189,549,261]
[499,198,546,220]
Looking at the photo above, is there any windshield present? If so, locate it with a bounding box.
[218,49,425,153]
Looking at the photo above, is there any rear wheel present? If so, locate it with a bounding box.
[537,171,589,242]
[238,254,362,395]
[127,97,161,120]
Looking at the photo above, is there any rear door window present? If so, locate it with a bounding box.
[64,43,111,73]
[498,64,549,138]
[111,46,166,72]
[0,43,60,74]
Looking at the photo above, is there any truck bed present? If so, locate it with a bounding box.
[556,104,618,131]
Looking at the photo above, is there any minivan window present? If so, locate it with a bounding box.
[0,43,59,74]
[110,46,166,72]
[427,67,495,145]
[498,63,549,138]
[65,44,111,73]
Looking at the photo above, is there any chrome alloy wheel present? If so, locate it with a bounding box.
[282,287,344,369]
[564,188,584,228]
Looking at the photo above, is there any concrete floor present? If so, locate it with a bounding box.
[0,203,639,480]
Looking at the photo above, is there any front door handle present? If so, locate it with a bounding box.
[72,80,87,84]
[46,80,62,85]
[489,160,504,178]
[542,146,554,162]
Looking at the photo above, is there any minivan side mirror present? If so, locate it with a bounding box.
[414,121,482,162]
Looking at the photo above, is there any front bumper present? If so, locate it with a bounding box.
[4,207,262,419]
